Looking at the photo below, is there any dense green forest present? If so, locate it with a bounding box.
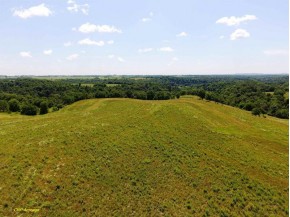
[0,75,288,118]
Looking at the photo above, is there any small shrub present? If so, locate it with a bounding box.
[0,100,9,112]
[21,104,38,116]
[8,99,21,112]
[40,101,48,115]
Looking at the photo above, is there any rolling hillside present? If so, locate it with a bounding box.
[0,96,288,216]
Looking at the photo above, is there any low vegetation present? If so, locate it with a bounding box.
[0,97,288,216]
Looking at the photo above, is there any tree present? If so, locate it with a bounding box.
[197,89,206,100]
[8,99,21,112]
[275,109,288,119]
[21,104,38,116]
[95,91,107,98]
[135,91,147,100]
[0,100,9,112]
[147,91,155,100]
[252,108,261,116]
[40,101,48,115]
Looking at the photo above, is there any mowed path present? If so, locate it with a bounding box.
[0,97,288,216]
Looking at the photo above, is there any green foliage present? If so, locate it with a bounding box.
[146,90,155,100]
[8,99,21,112]
[0,100,9,112]
[39,101,48,115]
[21,104,38,116]
[251,108,261,116]
[52,106,59,112]
[196,89,206,100]
[275,109,289,119]
[0,75,288,118]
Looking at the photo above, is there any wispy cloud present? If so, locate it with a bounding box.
[66,53,79,61]
[78,38,105,46]
[64,41,72,47]
[176,32,188,37]
[141,18,151,22]
[107,55,124,62]
[67,0,89,15]
[230,29,250,40]
[138,48,153,53]
[107,40,114,45]
[13,4,52,19]
[216,15,257,26]
[78,23,122,33]
[117,57,125,62]
[43,49,52,55]
[168,57,179,66]
[20,51,32,58]
[264,49,289,56]
[159,47,174,52]
[141,12,154,22]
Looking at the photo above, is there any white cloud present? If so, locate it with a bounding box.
[168,57,179,66]
[64,41,72,47]
[13,4,52,19]
[107,40,114,45]
[107,55,124,62]
[264,49,289,56]
[66,53,79,61]
[78,38,105,46]
[20,51,32,58]
[219,35,225,39]
[78,23,122,33]
[138,48,153,53]
[67,0,89,15]
[117,57,124,62]
[216,15,257,26]
[176,32,188,37]
[159,47,174,52]
[141,12,154,22]
[230,29,250,40]
[43,49,52,55]
[141,18,152,22]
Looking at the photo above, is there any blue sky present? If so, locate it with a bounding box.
[0,0,288,75]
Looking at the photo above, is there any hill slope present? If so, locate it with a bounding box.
[0,97,288,216]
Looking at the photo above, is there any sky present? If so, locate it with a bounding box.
[0,0,288,75]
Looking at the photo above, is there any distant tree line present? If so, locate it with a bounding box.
[0,75,288,118]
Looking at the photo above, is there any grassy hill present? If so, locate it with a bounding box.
[0,96,288,216]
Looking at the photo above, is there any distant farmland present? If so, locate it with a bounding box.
[0,97,288,216]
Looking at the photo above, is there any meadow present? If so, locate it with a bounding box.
[0,96,288,216]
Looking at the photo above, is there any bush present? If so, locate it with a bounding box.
[252,108,261,116]
[52,107,59,112]
[275,109,288,119]
[243,103,254,111]
[0,100,9,112]
[21,104,38,116]
[8,99,21,112]
[147,91,155,100]
[39,101,48,115]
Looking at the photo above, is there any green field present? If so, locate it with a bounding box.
[0,97,288,216]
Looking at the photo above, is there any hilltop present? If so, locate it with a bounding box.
[0,97,288,216]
